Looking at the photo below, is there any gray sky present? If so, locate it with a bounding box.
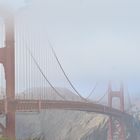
[0,0,140,99]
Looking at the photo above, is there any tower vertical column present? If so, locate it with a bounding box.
[4,14,15,139]
[108,82,125,140]
[108,83,113,140]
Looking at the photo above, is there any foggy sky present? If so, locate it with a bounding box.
[0,0,140,99]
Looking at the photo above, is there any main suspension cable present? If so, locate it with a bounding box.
[125,83,132,108]
[48,40,86,101]
[85,82,98,99]
[26,47,66,100]
[95,90,108,104]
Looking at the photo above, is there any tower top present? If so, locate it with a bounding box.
[0,5,14,19]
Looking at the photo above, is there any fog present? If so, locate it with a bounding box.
[0,0,140,99]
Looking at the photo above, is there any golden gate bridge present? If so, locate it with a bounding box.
[0,7,139,140]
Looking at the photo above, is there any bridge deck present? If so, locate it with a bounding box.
[0,99,131,121]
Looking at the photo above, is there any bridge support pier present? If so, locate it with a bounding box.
[108,117,113,140]
[6,112,15,139]
[108,82,125,140]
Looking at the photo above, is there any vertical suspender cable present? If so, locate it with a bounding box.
[29,31,32,99]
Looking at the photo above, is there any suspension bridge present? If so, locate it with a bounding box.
[0,8,139,140]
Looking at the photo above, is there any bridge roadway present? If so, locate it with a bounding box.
[0,99,132,121]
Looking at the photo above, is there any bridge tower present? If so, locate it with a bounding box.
[0,10,15,139]
[108,82,125,140]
